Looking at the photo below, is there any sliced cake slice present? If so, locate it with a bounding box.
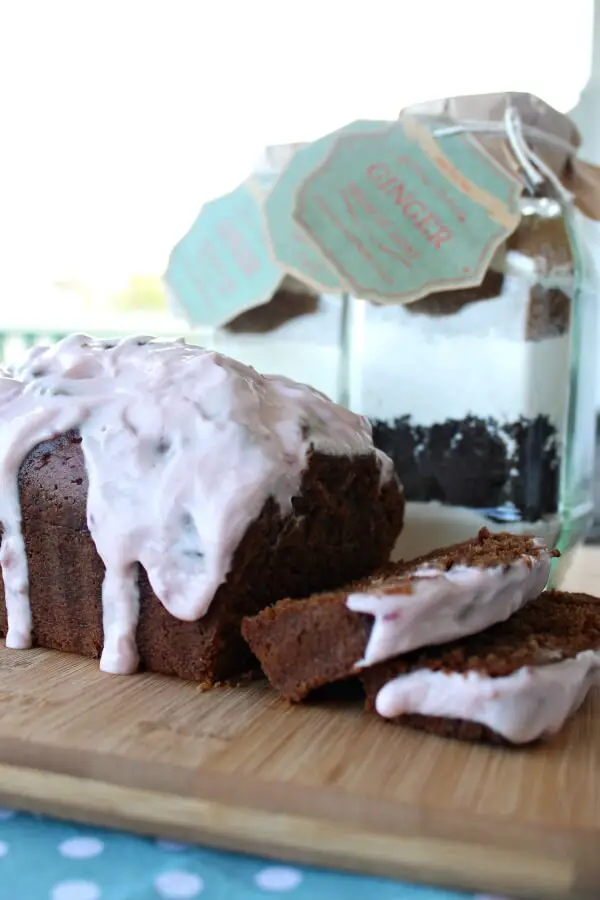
[241,528,557,701]
[362,590,600,745]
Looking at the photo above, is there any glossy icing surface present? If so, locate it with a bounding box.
[0,335,388,674]
[375,649,600,744]
[347,539,552,667]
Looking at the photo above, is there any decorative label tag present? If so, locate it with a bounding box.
[164,182,282,328]
[264,123,387,293]
[164,117,523,327]
[292,117,522,303]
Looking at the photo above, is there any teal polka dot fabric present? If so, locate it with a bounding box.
[0,806,507,899]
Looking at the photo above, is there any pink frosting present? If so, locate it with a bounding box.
[347,541,552,668]
[375,650,600,744]
[0,334,392,674]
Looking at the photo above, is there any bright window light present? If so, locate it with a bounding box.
[0,0,594,309]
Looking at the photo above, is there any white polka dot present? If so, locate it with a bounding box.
[154,870,204,898]
[254,866,303,891]
[155,840,190,852]
[59,837,105,859]
[0,840,8,857]
[0,808,15,821]
[51,880,101,900]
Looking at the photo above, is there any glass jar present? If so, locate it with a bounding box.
[211,286,344,402]
[165,282,345,402]
[344,197,597,579]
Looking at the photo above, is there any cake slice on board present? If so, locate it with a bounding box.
[361,590,600,745]
[242,528,557,701]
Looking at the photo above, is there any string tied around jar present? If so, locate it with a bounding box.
[433,108,574,205]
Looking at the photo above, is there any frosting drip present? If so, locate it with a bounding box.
[0,334,385,674]
[347,540,552,668]
[374,650,600,744]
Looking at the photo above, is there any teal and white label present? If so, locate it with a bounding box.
[264,123,387,293]
[292,118,522,303]
[164,182,282,327]
[164,116,523,326]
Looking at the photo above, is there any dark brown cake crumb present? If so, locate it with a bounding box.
[0,432,404,684]
[242,528,555,702]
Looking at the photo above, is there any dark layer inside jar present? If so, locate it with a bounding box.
[372,415,560,523]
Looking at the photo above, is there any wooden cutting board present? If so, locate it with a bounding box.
[0,548,598,900]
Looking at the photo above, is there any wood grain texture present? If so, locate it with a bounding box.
[0,550,598,899]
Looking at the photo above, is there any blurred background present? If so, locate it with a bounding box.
[2,0,600,533]
[0,2,597,338]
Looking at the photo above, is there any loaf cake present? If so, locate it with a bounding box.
[362,590,600,745]
[242,528,556,701]
[0,335,404,683]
